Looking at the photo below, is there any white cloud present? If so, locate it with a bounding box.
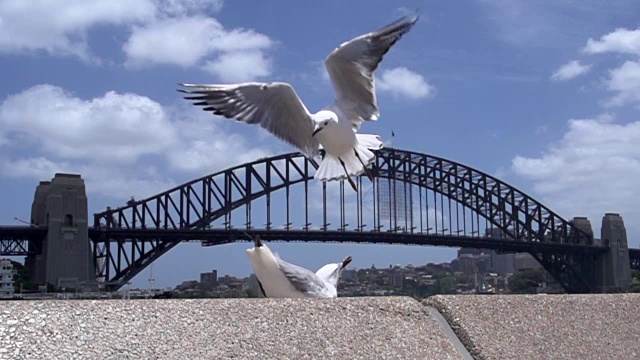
[584,28,640,56]
[535,125,549,134]
[376,67,435,100]
[124,17,218,68]
[0,84,176,164]
[0,0,157,60]
[0,157,68,180]
[478,0,639,48]
[551,60,592,81]
[123,16,272,70]
[478,0,552,46]
[604,60,640,107]
[511,115,640,232]
[153,0,223,17]
[0,157,176,199]
[0,84,276,200]
[201,51,272,82]
[123,15,274,81]
[579,28,640,107]
[0,0,272,81]
[166,108,273,173]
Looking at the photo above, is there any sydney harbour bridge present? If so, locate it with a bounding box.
[1,147,638,293]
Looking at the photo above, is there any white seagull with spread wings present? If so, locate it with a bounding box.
[179,13,419,191]
[246,235,352,298]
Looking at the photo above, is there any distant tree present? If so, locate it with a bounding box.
[46,283,58,293]
[508,269,544,294]
[245,288,260,298]
[435,276,457,294]
[9,261,38,292]
[629,284,640,293]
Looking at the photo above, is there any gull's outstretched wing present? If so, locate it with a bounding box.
[273,254,333,298]
[179,82,320,157]
[324,12,419,130]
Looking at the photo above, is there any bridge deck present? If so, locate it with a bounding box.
[89,228,609,254]
[0,225,48,237]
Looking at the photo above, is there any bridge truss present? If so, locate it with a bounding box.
[630,249,640,271]
[91,148,604,292]
[0,226,46,255]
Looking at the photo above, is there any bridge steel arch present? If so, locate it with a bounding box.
[92,148,603,292]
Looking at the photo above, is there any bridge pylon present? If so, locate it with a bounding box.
[595,213,632,292]
[25,173,96,290]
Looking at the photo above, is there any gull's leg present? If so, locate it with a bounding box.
[354,148,374,182]
[339,158,358,192]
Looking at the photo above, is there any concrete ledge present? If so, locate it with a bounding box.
[0,297,463,359]
[3,294,639,359]
[425,294,640,360]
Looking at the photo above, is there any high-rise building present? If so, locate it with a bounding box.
[475,253,492,273]
[491,251,515,276]
[0,259,16,299]
[457,247,482,257]
[514,253,542,271]
[458,254,476,275]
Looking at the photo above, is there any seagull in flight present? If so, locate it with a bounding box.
[246,235,352,298]
[179,13,420,192]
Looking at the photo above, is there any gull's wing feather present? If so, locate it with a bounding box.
[273,255,333,298]
[179,82,319,157]
[324,12,419,129]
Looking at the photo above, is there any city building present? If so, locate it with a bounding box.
[218,275,237,286]
[491,251,515,276]
[341,269,357,282]
[458,254,476,275]
[389,271,403,287]
[0,259,16,299]
[200,269,218,287]
[514,253,542,271]
[245,274,264,297]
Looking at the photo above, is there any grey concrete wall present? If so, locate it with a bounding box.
[425,294,640,360]
[0,297,468,359]
[1,295,639,359]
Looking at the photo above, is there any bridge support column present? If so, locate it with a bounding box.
[595,213,632,292]
[568,217,597,292]
[25,174,96,291]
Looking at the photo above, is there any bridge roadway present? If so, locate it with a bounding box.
[91,227,610,255]
[2,223,640,266]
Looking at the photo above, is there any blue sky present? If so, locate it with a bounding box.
[1,0,640,289]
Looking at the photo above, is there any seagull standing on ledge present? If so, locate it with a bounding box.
[179,13,420,192]
[246,235,352,298]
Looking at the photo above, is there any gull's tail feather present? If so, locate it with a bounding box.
[315,154,354,181]
[354,133,383,171]
[314,134,384,191]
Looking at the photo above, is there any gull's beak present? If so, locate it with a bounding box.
[312,124,323,137]
[341,256,352,268]
[254,235,263,248]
